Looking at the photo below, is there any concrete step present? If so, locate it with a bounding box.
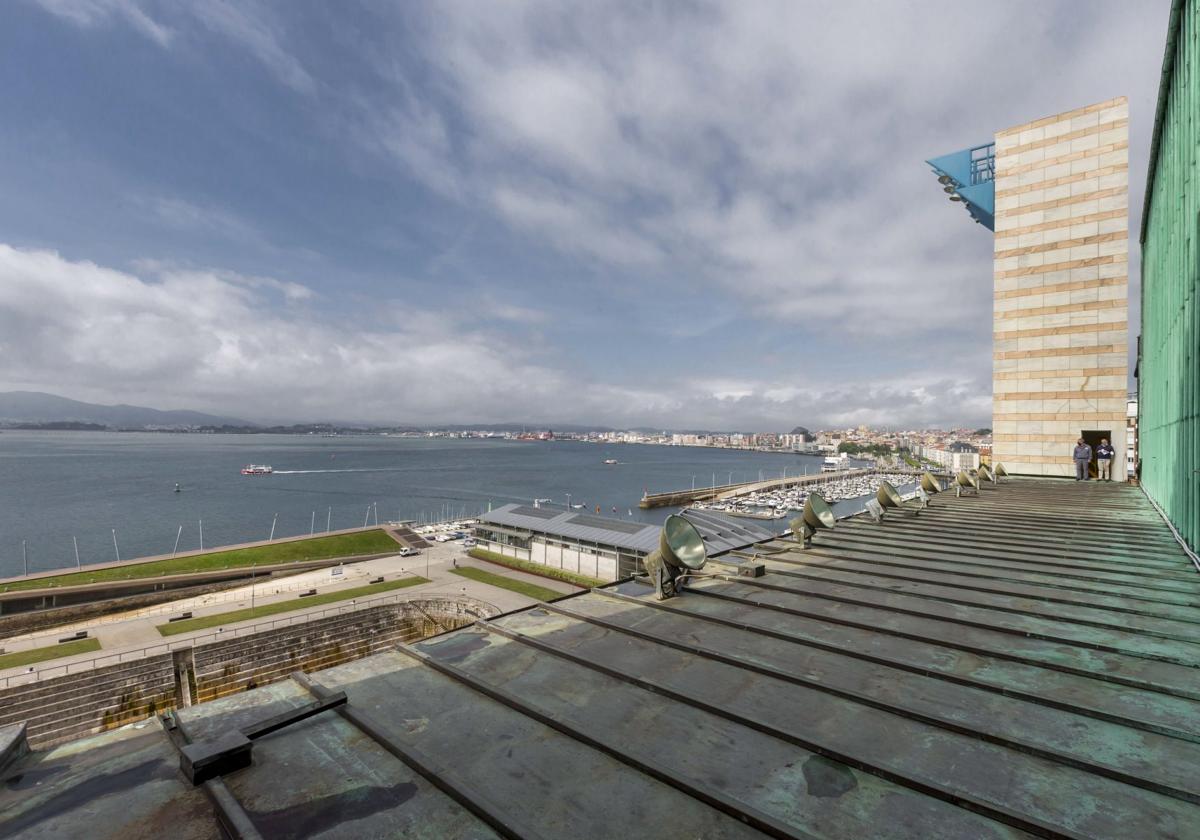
[0,668,174,725]
[0,655,174,709]
[193,633,399,696]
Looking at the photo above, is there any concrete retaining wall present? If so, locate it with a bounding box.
[0,598,495,749]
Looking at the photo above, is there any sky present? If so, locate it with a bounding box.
[0,1,1172,430]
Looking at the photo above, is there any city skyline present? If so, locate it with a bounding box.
[0,1,1168,429]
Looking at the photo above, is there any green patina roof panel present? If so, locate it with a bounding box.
[2,479,1198,838]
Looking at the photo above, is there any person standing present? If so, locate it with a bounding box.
[1095,438,1115,481]
[1073,438,1093,481]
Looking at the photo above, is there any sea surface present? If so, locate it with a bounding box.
[0,432,847,577]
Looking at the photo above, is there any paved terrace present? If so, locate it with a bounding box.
[2,478,1199,838]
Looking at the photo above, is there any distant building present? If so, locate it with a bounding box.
[782,426,812,450]
[913,441,980,473]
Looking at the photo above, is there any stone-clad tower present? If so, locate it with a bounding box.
[929,97,1129,477]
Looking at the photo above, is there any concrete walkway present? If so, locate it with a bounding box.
[0,542,583,685]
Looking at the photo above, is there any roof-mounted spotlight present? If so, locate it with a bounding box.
[954,470,979,497]
[643,514,707,600]
[994,463,1008,478]
[978,464,996,485]
[865,480,903,523]
[943,185,956,194]
[789,492,835,549]
[937,174,953,185]
[920,472,942,495]
[949,195,964,202]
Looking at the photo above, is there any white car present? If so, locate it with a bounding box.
[398,547,419,557]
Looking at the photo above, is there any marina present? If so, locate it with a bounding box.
[690,470,923,519]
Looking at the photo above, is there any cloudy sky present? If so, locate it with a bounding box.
[0,1,1170,429]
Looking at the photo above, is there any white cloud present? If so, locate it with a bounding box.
[185,0,315,95]
[359,1,1161,341]
[33,0,173,47]
[32,0,314,93]
[0,244,559,423]
[0,243,990,427]
[13,2,1163,429]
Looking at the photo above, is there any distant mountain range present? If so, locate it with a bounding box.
[0,391,767,435]
[0,391,251,429]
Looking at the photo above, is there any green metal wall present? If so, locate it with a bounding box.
[1141,0,1200,555]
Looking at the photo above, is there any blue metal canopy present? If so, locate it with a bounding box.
[926,143,995,230]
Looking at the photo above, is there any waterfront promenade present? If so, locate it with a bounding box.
[0,539,579,686]
[0,522,389,588]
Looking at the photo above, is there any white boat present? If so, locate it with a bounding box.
[240,464,273,475]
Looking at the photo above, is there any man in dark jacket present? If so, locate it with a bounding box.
[1073,439,1093,481]
[1095,438,1115,481]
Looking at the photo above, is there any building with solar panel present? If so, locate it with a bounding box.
[471,504,775,580]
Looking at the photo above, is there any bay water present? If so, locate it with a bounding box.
[0,431,839,577]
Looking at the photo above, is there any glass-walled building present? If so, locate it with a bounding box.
[1139,0,1199,555]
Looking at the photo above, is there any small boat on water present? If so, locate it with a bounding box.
[240,464,273,475]
[603,458,618,465]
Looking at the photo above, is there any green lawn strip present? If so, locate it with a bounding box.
[0,637,101,670]
[155,576,430,636]
[450,567,566,602]
[2,530,402,593]
[467,548,602,588]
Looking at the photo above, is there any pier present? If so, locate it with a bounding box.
[639,467,875,508]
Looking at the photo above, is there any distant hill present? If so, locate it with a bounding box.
[0,391,251,429]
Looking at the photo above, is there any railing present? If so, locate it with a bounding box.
[0,588,498,689]
[1,563,379,651]
[970,143,996,185]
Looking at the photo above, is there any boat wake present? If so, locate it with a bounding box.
[271,467,406,475]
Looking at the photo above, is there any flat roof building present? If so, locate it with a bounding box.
[472,504,775,580]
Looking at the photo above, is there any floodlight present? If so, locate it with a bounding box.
[788,492,835,549]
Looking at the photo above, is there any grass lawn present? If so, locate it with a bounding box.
[155,576,429,636]
[2,530,402,594]
[0,637,101,671]
[467,548,603,588]
[450,567,566,602]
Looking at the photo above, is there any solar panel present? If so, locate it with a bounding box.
[510,505,560,519]
[568,514,649,535]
